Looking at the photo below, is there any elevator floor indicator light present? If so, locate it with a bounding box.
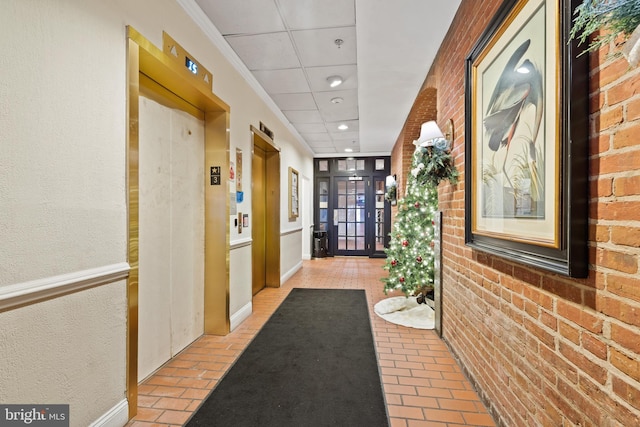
[185,57,198,75]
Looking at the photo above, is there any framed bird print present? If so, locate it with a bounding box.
[464,0,589,277]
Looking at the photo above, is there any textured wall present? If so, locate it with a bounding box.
[392,0,640,425]
[0,0,314,425]
[0,1,129,426]
[0,282,127,427]
[0,0,127,285]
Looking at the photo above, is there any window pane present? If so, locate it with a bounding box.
[347,209,356,221]
[346,159,356,170]
[348,182,356,194]
[338,237,346,250]
[338,195,346,208]
[338,160,346,171]
[347,195,356,208]
[356,223,365,235]
[337,180,346,193]
[318,160,329,171]
[356,159,365,170]
[356,237,365,250]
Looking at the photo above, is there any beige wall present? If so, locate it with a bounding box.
[0,0,313,425]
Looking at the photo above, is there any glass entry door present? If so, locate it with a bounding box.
[314,157,390,257]
[334,177,368,255]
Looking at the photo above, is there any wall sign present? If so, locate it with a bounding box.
[210,166,221,185]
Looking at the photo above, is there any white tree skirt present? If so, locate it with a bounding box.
[374,296,435,329]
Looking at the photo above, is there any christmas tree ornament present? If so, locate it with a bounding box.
[382,134,458,298]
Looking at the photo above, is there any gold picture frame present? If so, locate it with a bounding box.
[288,167,299,221]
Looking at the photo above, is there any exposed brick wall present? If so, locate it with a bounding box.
[390,88,438,198]
[389,0,640,425]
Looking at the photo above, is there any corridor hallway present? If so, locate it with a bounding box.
[127,257,495,427]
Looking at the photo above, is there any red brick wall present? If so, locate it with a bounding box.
[390,88,438,200]
[389,0,640,425]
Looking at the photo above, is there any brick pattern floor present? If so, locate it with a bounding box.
[127,257,495,427]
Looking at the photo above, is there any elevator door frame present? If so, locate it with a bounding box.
[251,126,280,292]
[126,27,230,419]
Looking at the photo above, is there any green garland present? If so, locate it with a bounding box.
[411,142,459,188]
[571,0,640,54]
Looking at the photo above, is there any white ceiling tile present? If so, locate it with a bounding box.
[307,140,336,148]
[313,147,338,153]
[315,89,358,122]
[196,0,284,35]
[313,89,357,109]
[302,132,331,142]
[226,33,299,70]
[333,139,360,148]
[292,27,356,67]
[271,93,317,110]
[283,110,323,123]
[253,69,310,94]
[318,103,358,122]
[330,131,359,141]
[184,0,462,155]
[295,123,327,133]
[277,0,355,29]
[327,120,359,133]
[306,65,357,91]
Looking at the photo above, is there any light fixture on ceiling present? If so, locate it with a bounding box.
[330,97,344,104]
[414,120,451,148]
[344,148,353,153]
[338,124,349,130]
[327,75,343,88]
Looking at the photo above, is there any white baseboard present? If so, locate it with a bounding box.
[90,399,128,427]
[230,301,252,331]
[281,260,303,284]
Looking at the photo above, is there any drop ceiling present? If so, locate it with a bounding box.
[185,0,461,156]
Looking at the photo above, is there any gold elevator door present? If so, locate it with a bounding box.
[252,145,267,295]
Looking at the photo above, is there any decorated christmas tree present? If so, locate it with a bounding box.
[382,131,458,299]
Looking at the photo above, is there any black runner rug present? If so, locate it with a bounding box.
[186,288,389,427]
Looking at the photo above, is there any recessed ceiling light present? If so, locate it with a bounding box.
[327,75,343,88]
[331,97,344,104]
[338,124,349,130]
[344,148,353,153]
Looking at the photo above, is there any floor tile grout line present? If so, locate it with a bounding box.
[127,258,494,426]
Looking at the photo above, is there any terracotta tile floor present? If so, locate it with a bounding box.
[127,257,495,427]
